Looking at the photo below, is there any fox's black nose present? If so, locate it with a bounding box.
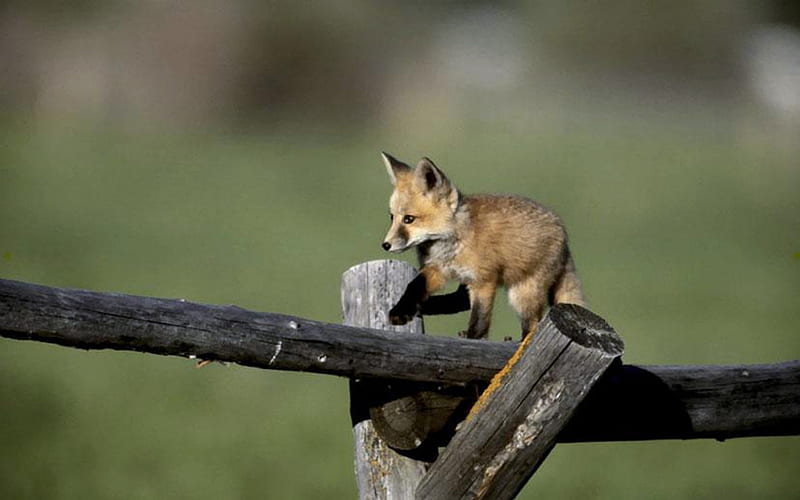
[381,242,391,251]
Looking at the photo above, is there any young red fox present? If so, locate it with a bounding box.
[380,152,585,339]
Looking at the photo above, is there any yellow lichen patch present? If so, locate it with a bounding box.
[467,331,534,421]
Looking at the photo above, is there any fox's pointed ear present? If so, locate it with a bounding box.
[381,152,411,185]
[415,157,450,193]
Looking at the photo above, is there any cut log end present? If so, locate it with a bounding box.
[369,390,466,451]
[550,304,624,356]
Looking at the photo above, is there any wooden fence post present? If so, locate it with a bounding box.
[341,260,428,499]
[416,304,624,500]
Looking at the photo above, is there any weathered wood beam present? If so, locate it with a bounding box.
[1,276,798,442]
[0,275,510,385]
[416,305,624,500]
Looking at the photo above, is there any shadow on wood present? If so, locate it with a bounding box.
[562,361,800,441]
[560,361,692,442]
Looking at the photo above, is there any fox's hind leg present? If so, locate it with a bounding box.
[508,277,549,339]
[459,282,497,339]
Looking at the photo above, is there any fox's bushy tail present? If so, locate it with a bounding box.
[550,246,586,306]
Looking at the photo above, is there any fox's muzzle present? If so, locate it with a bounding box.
[382,224,410,252]
[381,240,407,252]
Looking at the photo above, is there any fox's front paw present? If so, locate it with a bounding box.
[389,300,417,325]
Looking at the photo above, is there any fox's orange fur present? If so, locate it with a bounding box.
[381,153,584,339]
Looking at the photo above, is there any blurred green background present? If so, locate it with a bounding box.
[1,2,799,499]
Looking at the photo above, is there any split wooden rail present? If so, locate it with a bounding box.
[1,260,798,499]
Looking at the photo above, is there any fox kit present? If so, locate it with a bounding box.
[380,153,585,339]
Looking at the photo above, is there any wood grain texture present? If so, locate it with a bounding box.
[342,260,427,499]
[416,304,624,500]
[1,276,798,442]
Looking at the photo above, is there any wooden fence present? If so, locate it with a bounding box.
[1,260,798,499]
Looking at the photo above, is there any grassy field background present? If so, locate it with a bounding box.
[1,120,798,499]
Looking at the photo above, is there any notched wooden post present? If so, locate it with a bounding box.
[416,304,624,500]
[342,260,429,499]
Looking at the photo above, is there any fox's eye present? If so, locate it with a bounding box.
[389,213,394,221]
[403,215,415,224]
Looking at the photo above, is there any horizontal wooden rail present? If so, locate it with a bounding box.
[0,278,509,384]
[1,278,798,442]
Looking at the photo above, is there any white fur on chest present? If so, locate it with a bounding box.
[423,238,476,283]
